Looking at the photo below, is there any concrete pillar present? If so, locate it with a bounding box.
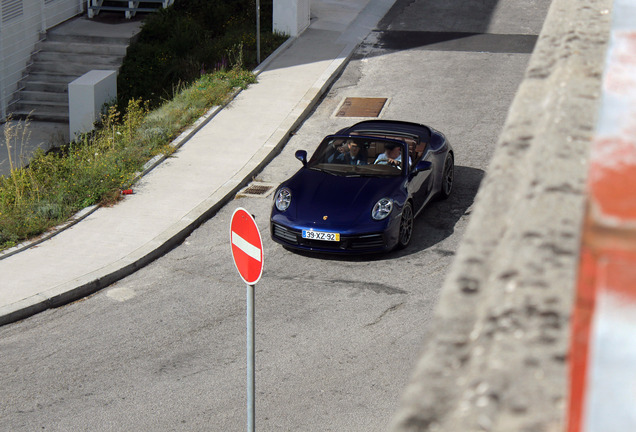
[273,0,310,37]
[68,70,116,138]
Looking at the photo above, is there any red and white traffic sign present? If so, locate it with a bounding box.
[230,208,264,285]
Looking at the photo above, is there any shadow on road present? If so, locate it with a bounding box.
[377,0,501,33]
[356,0,539,58]
[404,165,484,256]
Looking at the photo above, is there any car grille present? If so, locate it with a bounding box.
[272,223,386,251]
[349,234,385,249]
[272,223,298,244]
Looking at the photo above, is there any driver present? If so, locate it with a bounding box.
[374,142,406,168]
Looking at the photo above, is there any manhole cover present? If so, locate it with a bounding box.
[236,182,275,198]
[336,97,388,117]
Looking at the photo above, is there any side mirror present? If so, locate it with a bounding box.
[295,150,308,167]
[414,160,433,172]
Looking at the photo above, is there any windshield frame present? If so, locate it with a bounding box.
[307,135,410,177]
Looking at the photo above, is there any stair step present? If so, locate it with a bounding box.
[11,109,69,123]
[21,82,68,93]
[15,99,68,109]
[34,40,128,56]
[33,51,125,65]
[88,5,159,13]
[19,90,68,103]
[22,72,80,84]
[27,61,122,75]
[45,31,134,45]
[12,100,70,123]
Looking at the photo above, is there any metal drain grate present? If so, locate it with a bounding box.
[336,97,388,117]
[236,182,275,198]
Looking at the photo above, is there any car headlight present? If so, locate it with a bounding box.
[275,187,292,212]
[372,198,393,220]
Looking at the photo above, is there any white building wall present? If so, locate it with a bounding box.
[45,0,83,29]
[0,0,83,120]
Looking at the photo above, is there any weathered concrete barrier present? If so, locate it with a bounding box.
[391,0,612,430]
[273,0,310,37]
[68,69,117,139]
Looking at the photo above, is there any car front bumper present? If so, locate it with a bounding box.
[270,221,397,253]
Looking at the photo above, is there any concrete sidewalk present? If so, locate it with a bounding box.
[0,0,397,325]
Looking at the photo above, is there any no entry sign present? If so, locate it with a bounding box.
[230,208,263,431]
[230,208,264,285]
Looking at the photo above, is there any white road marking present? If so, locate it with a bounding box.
[231,231,261,262]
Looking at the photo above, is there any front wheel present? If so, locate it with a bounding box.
[440,153,454,200]
[396,202,414,250]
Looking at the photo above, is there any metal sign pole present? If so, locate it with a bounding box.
[256,0,261,64]
[247,283,255,432]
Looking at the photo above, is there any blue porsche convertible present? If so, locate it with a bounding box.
[270,120,454,253]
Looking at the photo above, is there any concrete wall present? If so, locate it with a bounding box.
[68,69,116,138]
[0,0,83,120]
[273,0,310,37]
[390,0,613,430]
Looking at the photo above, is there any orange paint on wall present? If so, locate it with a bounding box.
[589,137,636,220]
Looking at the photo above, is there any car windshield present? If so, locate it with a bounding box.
[307,135,406,177]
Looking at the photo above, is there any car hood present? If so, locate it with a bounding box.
[282,169,404,229]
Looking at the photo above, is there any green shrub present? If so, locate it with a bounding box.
[117,0,286,108]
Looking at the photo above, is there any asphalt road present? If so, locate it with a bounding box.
[0,1,552,430]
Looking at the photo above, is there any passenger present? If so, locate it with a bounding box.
[374,142,407,168]
[335,140,367,165]
[326,140,347,163]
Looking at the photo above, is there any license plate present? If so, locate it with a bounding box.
[302,230,340,242]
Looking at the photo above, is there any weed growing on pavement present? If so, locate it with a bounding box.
[0,68,256,251]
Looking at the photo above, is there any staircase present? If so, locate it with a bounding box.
[88,0,173,20]
[9,16,142,123]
